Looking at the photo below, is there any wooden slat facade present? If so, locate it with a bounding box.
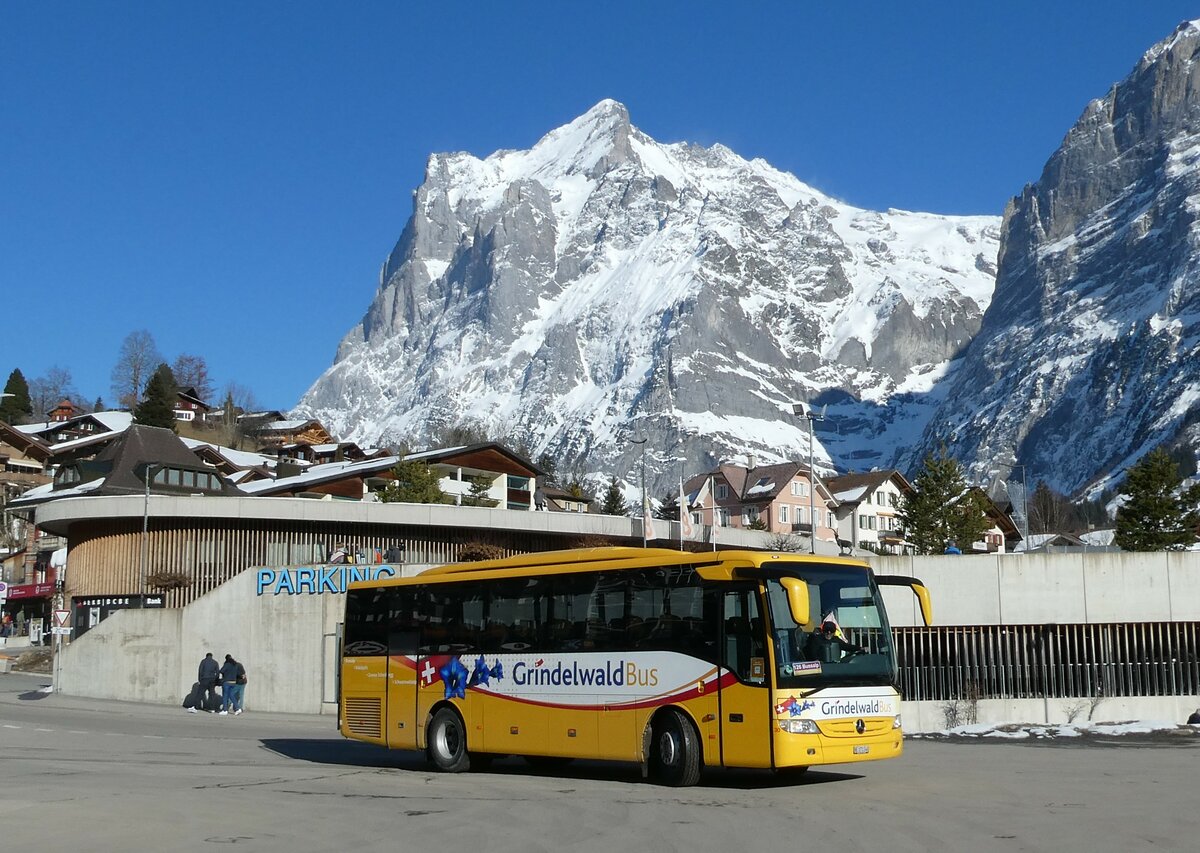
[65,519,571,609]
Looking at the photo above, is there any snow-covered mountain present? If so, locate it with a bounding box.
[296,99,1000,493]
[905,21,1200,498]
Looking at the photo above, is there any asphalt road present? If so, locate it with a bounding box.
[1,671,1197,852]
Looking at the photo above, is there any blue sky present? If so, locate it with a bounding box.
[3,2,1196,413]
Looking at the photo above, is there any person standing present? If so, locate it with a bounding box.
[197,652,220,712]
[219,654,244,715]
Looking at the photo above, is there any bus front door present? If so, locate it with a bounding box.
[718,587,773,768]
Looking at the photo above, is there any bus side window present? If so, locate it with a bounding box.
[387,589,420,656]
[344,588,389,656]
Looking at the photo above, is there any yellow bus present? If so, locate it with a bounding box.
[338,547,931,786]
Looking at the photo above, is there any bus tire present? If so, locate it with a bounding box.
[427,707,470,773]
[650,709,701,787]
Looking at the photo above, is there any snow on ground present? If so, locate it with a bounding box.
[912,720,1200,740]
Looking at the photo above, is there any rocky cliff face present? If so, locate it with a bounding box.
[906,21,1200,497]
[296,100,999,493]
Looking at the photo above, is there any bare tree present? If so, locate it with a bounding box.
[28,366,80,417]
[222,381,260,414]
[111,330,163,410]
[172,354,214,403]
[1029,481,1080,534]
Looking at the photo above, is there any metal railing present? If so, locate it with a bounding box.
[894,622,1200,701]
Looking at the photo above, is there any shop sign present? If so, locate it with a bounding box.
[6,582,54,600]
[72,595,165,609]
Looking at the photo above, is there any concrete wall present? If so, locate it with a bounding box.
[58,608,183,704]
[902,696,1198,733]
[870,551,1200,627]
[60,569,350,713]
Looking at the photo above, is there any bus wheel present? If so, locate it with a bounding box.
[650,709,701,787]
[428,708,470,773]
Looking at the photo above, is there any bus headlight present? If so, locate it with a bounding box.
[780,719,820,734]
[892,714,903,729]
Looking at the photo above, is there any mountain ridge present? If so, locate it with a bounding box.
[296,98,999,495]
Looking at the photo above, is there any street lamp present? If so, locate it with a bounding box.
[792,402,826,554]
[1011,464,1031,554]
[631,436,648,548]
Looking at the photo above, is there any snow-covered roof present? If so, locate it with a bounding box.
[263,419,311,431]
[405,445,468,461]
[182,438,284,470]
[87,411,134,432]
[239,455,400,495]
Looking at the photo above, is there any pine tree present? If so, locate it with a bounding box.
[654,490,680,521]
[462,473,499,507]
[0,369,33,423]
[1115,448,1200,551]
[134,363,179,430]
[899,448,990,555]
[377,460,450,504]
[600,476,628,516]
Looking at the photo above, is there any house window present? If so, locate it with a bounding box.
[717,508,730,527]
[827,511,835,529]
[778,505,788,524]
[742,507,760,525]
[716,484,728,500]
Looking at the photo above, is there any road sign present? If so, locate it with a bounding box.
[0,580,7,601]
[51,626,72,636]
[52,609,70,629]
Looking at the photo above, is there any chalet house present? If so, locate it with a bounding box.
[181,439,281,485]
[1,420,52,490]
[538,482,594,513]
[404,444,544,510]
[253,419,334,453]
[173,386,211,422]
[236,442,543,510]
[48,399,80,422]
[968,487,1022,554]
[14,411,133,465]
[24,425,242,504]
[684,460,837,547]
[827,470,913,554]
[240,455,401,500]
[0,421,53,593]
[278,440,385,466]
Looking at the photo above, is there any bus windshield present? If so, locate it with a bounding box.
[763,564,897,689]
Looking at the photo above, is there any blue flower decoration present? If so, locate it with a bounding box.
[440,657,469,700]
[489,660,503,681]
[470,655,491,687]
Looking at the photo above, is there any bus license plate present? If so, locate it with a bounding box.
[853,745,870,754]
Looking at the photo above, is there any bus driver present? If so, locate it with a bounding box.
[805,616,864,664]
